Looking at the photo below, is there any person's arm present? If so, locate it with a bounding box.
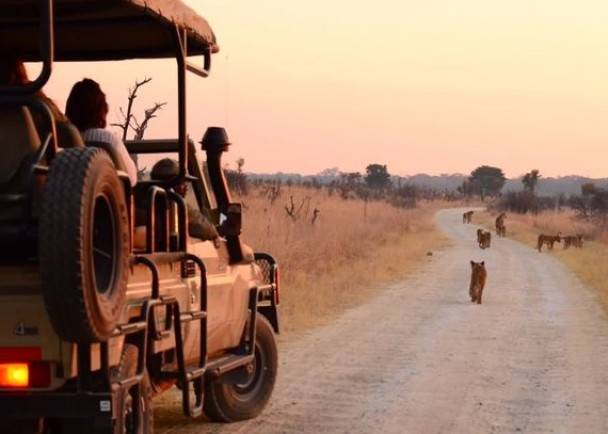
[187,206,219,241]
[110,132,138,186]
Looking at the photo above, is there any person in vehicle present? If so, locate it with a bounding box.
[149,158,220,242]
[0,55,82,148]
[65,78,137,185]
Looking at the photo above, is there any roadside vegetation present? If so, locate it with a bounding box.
[240,185,451,332]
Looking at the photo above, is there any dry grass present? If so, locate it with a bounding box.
[240,187,450,332]
[476,209,608,314]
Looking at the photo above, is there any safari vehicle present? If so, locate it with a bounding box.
[0,1,280,432]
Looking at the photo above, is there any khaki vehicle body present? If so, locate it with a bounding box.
[0,1,280,432]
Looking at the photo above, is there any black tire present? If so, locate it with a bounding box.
[39,147,129,343]
[113,345,154,434]
[203,316,278,422]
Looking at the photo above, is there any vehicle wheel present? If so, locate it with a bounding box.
[204,316,278,422]
[39,147,129,343]
[113,345,154,434]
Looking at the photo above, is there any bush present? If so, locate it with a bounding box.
[496,191,557,214]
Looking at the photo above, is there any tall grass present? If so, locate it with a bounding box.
[241,187,449,332]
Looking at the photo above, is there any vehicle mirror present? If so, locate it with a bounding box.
[218,203,241,237]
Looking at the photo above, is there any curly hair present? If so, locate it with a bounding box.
[65,78,109,131]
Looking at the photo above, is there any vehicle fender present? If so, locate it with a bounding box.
[257,305,280,335]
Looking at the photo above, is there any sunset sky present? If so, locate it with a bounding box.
[43,0,608,178]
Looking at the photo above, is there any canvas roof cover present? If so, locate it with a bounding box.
[0,0,219,61]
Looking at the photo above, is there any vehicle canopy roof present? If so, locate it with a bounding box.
[0,0,219,61]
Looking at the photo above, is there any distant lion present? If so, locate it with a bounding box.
[563,234,584,250]
[495,213,507,237]
[478,230,491,249]
[463,210,474,224]
[537,233,561,252]
[469,261,487,305]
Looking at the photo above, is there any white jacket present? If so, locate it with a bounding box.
[82,128,138,186]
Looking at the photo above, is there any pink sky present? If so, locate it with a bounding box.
[43,0,608,178]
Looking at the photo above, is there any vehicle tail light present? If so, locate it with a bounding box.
[0,362,51,388]
[274,266,280,305]
[0,347,51,388]
[0,363,29,387]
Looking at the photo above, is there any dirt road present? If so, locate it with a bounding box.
[156,208,608,434]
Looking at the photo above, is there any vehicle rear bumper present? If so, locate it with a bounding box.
[0,391,113,428]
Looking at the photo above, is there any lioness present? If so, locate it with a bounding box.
[537,233,561,252]
[478,230,491,249]
[469,261,487,305]
[463,210,474,224]
[563,234,584,250]
[495,213,507,237]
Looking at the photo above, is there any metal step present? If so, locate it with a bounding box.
[111,321,147,337]
[180,310,207,322]
[207,353,254,378]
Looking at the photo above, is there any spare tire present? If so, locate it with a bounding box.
[40,147,129,343]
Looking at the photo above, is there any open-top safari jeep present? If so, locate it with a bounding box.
[0,1,280,432]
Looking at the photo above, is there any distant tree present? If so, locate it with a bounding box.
[337,172,363,199]
[365,164,391,190]
[469,165,506,200]
[522,169,541,193]
[457,179,476,198]
[581,183,598,196]
[224,157,248,196]
[317,167,341,178]
[341,172,362,185]
[570,183,608,222]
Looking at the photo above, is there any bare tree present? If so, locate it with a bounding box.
[284,195,311,221]
[131,102,167,140]
[111,77,167,141]
[111,77,151,140]
[261,183,282,205]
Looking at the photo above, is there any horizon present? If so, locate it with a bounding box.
[41,0,608,178]
[245,168,608,181]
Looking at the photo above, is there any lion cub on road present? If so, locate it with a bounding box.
[469,261,487,305]
[477,229,491,249]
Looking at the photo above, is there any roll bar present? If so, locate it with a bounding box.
[0,0,54,96]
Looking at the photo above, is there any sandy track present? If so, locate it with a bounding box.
[156,208,608,434]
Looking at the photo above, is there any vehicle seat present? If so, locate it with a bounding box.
[0,107,41,186]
